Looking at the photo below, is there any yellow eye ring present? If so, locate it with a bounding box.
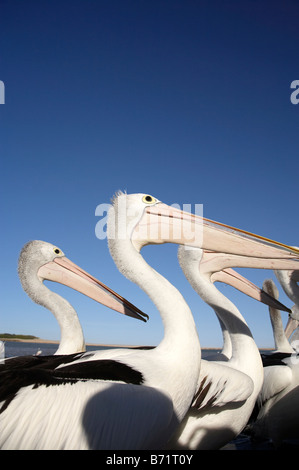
[142,195,157,204]
[53,248,61,255]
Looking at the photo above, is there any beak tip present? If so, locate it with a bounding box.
[260,289,292,313]
[137,316,149,323]
[126,309,149,322]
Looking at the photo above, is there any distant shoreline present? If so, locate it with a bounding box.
[0,337,144,348]
[0,337,273,350]
[0,337,59,344]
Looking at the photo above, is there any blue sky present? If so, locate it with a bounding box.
[1,0,298,348]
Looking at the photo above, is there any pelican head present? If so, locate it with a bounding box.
[109,192,299,269]
[18,240,149,322]
[177,245,291,313]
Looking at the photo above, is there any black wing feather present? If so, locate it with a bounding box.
[0,355,144,414]
[261,352,293,367]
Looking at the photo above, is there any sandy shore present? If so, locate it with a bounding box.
[1,337,274,351]
[0,337,59,344]
[0,337,153,348]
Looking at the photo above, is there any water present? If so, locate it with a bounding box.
[3,342,229,359]
[3,341,112,358]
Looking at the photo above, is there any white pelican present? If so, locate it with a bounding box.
[262,278,294,353]
[167,246,292,450]
[1,193,299,450]
[250,272,299,447]
[275,269,299,341]
[16,240,148,355]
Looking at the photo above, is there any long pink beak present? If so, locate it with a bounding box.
[133,202,299,271]
[38,257,149,322]
[211,268,291,313]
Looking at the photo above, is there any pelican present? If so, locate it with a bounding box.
[16,240,148,356]
[275,269,299,341]
[262,278,294,353]
[1,193,299,450]
[250,272,299,447]
[167,246,292,450]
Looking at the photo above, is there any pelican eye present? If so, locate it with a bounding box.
[53,248,61,255]
[142,195,157,204]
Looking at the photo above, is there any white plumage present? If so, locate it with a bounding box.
[168,245,298,449]
[0,194,203,449]
[250,272,299,446]
[167,247,263,449]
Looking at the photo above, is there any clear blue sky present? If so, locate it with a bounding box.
[1,0,298,348]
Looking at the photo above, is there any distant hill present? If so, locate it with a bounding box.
[0,333,39,340]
